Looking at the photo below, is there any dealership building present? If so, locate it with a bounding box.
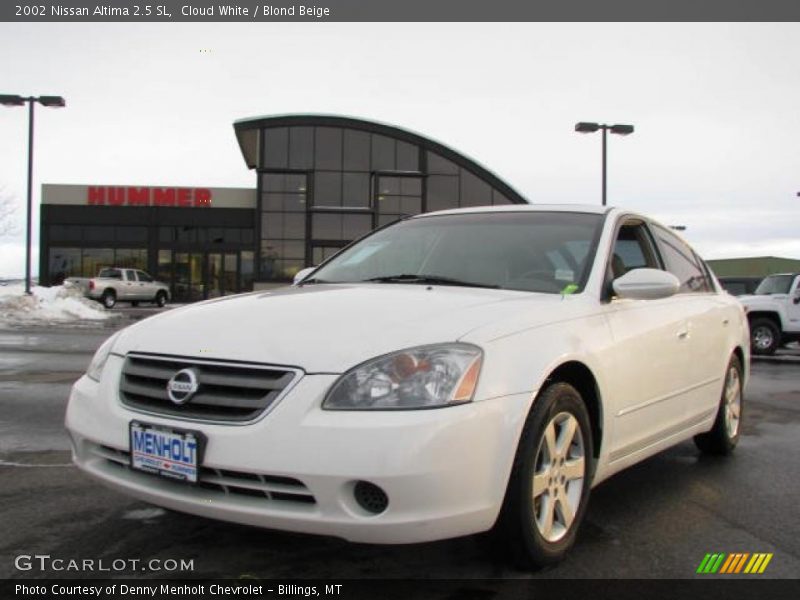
[40,115,527,302]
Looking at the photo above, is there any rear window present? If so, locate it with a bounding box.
[98,268,122,279]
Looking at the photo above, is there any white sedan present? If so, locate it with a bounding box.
[65,205,748,568]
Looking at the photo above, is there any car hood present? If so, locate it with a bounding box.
[738,294,778,307]
[115,284,583,373]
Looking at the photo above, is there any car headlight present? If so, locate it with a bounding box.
[86,331,122,382]
[323,344,483,410]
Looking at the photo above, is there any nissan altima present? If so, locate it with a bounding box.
[65,205,748,568]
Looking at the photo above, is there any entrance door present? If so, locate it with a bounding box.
[208,253,223,298]
[174,253,204,302]
[208,252,238,298]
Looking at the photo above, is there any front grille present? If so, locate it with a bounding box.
[120,354,298,422]
[93,444,316,505]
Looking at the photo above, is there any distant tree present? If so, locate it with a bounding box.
[0,188,20,237]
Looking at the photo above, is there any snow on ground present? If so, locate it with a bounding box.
[0,283,117,325]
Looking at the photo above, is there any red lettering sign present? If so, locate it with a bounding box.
[107,188,125,206]
[127,187,150,206]
[177,188,191,207]
[85,187,213,207]
[195,188,211,207]
[88,187,105,205]
[153,188,176,207]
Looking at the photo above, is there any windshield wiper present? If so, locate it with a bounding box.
[298,277,328,285]
[362,274,500,289]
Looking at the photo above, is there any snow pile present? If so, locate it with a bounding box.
[0,283,116,325]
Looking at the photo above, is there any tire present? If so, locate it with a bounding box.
[749,318,780,356]
[694,355,743,456]
[101,290,116,309]
[131,301,139,307]
[492,382,593,569]
[154,291,167,307]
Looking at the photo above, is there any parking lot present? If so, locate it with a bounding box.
[1,322,799,580]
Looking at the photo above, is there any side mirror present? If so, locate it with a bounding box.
[293,266,316,286]
[613,268,680,300]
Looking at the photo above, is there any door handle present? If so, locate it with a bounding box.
[677,329,689,339]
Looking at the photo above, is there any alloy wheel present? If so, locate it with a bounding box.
[724,364,742,438]
[532,412,585,542]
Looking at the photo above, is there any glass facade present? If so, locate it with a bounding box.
[41,116,526,299]
[253,120,522,282]
[44,219,255,300]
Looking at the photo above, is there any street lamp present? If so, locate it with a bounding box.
[575,121,634,206]
[1,94,66,294]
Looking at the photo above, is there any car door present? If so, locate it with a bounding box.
[651,225,732,423]
[599,218,694,465]
[136,270,156,300]
[122,269,138,300]
[788,275,800,331]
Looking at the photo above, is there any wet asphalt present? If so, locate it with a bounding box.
[0,320,799,581]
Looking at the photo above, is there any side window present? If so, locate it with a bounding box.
[609,222,660,280]
[137,271,154,283]
[652,226,711,293]
[125,269,138,282]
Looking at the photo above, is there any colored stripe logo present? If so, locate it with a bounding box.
[697,553,773,574]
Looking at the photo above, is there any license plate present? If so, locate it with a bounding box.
[129,422,203,483]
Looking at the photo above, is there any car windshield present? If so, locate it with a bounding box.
[754,274,794,295]
[307,211,603,294]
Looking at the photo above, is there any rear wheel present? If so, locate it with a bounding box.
[749,318,780,355]
[694,355,743,455]
[131,301,139,307]
[492,382,593,569]
[154,291,167,307]
[101,290,116,309]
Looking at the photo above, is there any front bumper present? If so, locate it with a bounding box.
[66,355,531,544]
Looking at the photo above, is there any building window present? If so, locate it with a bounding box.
[260,172,307,281]
[158,249,172,285]
[48,248,81,284]
[376,175,423,225]
[114,248,148,270]
[343,129,370,171]
[427,175,459,212]
[263,127,289,169]
[315,127,343,170]
[460,168,492,207]
[251,121,524,286]
[240,251,254,291]
[81,248,114,277]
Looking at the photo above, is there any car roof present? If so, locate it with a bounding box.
[416,204,613,218]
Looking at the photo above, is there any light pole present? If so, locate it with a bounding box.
[575,122,634,206]
[1,94,66,294]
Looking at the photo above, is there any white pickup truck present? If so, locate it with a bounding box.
[738,273,800,355]
[83,267,171,309]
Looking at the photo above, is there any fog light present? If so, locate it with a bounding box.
[353,481,389,514]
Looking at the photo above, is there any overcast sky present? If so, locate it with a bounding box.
[1,22,798,278]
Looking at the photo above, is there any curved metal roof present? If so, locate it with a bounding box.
[233,113,529,205]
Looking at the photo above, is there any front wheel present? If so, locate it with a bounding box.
[694,355,743,455]
[749,318,780,355]
[492,382,593,569]
[154,291,167,307]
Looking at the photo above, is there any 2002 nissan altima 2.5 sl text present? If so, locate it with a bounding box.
[66,205,748,568]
